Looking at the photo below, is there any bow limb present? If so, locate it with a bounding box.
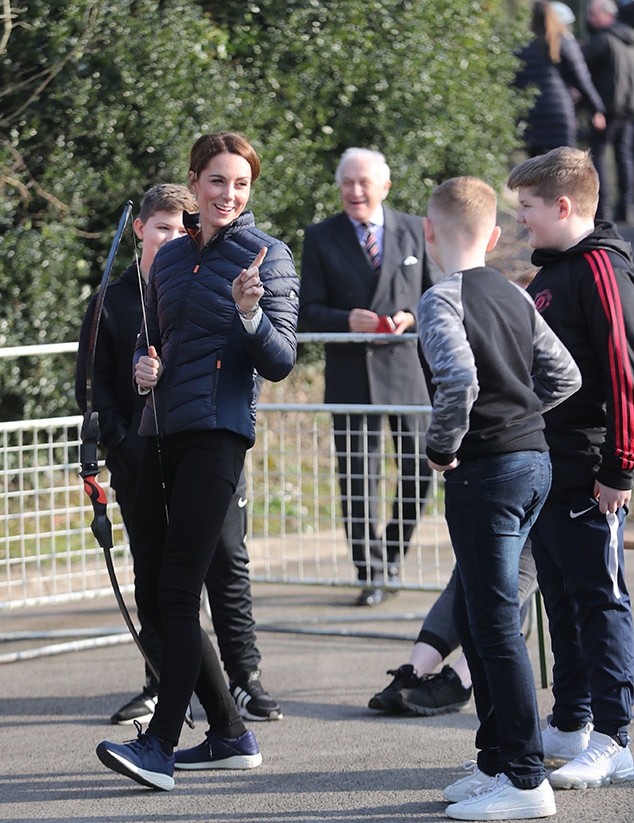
[79,416,145,663]
[85,201,133,412]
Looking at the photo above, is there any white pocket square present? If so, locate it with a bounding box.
[403,256,418,266]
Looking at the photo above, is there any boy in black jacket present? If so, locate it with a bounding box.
[417,176,581,820]
[508,146,634,790]
[76,184,281,728]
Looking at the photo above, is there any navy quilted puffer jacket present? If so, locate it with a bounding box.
[134,210,299,445]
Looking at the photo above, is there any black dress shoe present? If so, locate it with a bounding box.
[357,586,397,606]
[357,587,386,606]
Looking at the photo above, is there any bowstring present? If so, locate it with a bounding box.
[131,228,170,526]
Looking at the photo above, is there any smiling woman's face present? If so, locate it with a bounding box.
[189,151,252,243]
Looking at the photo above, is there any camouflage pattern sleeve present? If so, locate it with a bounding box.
[416,273,479,464]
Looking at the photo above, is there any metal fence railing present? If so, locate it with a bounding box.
[1,407,453,610]
[1,341,453,613]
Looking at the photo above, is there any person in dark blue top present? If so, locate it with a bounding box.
[96,132,299,791]
[76,183,283,729]
[515,1,606,157]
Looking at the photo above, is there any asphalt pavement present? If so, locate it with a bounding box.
[1,577,633,823]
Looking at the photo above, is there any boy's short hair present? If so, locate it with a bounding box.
[139,183,197,223]
[507,147,599,218]
[428,176,497,240]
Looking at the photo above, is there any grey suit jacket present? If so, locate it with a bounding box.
[299,207,438,405]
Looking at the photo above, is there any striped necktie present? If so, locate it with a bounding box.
[362,224,381,272]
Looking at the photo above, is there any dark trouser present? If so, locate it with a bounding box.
[446,451,551,789]
[590,114,634,221]
[531,497,634,744]
[333,411,430,583]
[113,444,260,690]
[206,470,260,681]
[416,540,538,659]
[130,430,248,747]
[110,452,162,691]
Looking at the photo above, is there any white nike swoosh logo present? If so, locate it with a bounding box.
[238,497,248,508]
[569,502,597,519]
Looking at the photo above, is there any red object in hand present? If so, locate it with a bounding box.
[376,315,396,333]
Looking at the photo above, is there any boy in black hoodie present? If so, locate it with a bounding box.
[508,146,634,790]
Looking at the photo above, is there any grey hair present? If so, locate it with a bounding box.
[590,0,618,15]
[335,148,391,185]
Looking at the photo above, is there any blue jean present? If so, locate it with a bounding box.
[416,540,538,659]
[445,450,551,788]
[531,497,634,743]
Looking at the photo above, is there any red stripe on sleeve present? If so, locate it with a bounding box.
[584,250,634,470]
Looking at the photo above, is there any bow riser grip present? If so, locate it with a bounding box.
[83,475,108,506]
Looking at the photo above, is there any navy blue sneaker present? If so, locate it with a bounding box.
[96,726,175,791]
[174,728,262,770]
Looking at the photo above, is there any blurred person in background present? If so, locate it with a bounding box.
[583,0,634,222]
[515,1,606,157]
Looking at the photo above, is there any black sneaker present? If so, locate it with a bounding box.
[229,670,283,721]
[110,686,158,725]
[398,664,472,716]
[368,664,420,713]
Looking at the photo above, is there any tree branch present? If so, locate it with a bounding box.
[0,0,26,55]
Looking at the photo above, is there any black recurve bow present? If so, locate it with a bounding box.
[78,200,161,686]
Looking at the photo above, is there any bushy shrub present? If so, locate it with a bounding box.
[0,0,530,418]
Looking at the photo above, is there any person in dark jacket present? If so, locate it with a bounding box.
[299,147,437,606]
[417,176,581,820]
[96,132,299,791]
[76,184,282,727]
[515,1,606,157]
[619,0,634,29]
[508,146,634,790]
[584,0,634,221]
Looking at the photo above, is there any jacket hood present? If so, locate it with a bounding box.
[531,221,633,269]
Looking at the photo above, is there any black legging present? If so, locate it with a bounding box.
[130,429,248,746]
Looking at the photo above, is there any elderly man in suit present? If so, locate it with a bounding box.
[299,147,438,605]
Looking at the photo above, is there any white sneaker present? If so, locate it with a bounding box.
[549,730,634,789]
[542,717,592,766]
[443,760,496,803]
[445,774,556,820]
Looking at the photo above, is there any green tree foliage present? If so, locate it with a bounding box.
[0,0,530,419]
[204,0,531,245]
[0,0,221,417]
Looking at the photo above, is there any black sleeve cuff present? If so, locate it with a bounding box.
[426,446,456,466]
